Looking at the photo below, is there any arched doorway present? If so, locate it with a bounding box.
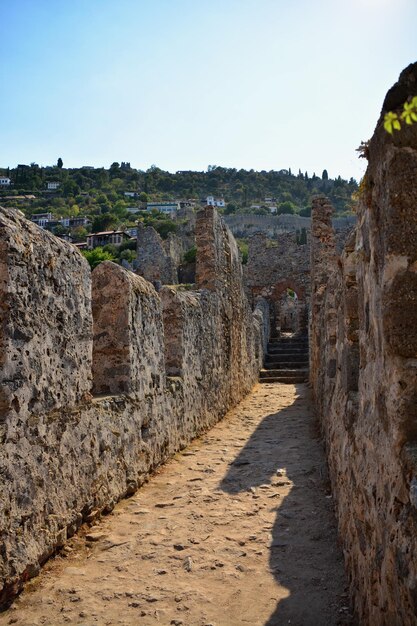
[250,279,309,340]
[279,288,298,333]
[268,281,308,339]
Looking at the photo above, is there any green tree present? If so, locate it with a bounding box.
[322,169,329,180]
[277,201,296,214]
[225,201,238,215]
[183,246,197,263]
[119,249,136,264]
[57,157,63,169]
[82,247,116,269]
[92,213,118,232]
[62,180,80,197]
[113,199,129,216]
[50,224,68,237]
[71,226,88,243]
[237,239,248,264]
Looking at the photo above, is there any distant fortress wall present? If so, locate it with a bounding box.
[224,213,356,237]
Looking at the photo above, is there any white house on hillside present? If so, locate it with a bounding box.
[0,177,11,186]
[147,201,179,216]
[206,195,225,208]
[47,181,60,190]
[31,212,53,228]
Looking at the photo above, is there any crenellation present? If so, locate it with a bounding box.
[0,205,269,607]
[160,286,203,378]
[92,261,165,396]
[0,207,92,426]
[2,60,417,626]
[136,223,180,285]
[310,63,417,626]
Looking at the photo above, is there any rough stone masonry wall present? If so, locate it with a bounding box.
[310,63,417,626]
[243,227,352,311]
[224,212,356,239]
[136,223,181,285]
[136,214,197,287]
[0,206,269,608]
[244,232,311,304]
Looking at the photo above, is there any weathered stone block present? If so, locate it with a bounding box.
[385,150,417,261]
[0,206,268,608]
[311,64,417,626]
[383,270,417,358]
[160,287,203,378]
[136,224,180,285]
[92,262,165,396]
[0,207,92,421]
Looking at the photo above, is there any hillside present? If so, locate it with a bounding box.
[0,162,358,240]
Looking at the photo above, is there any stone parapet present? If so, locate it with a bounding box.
[0,206,268,608]
[0,207,92,426]
[92,262,165,396]
[311,63,417,625]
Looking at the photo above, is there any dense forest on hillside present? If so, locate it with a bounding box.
[0,161,358,239]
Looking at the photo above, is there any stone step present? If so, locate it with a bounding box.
[259,376,308,385]
[264,361,309,370]
[265,353,309,360]
[268,337,308,345]
[268,341,308,348]
[265,353,309,363]
[260,368,309,379]
[259,374,309,384]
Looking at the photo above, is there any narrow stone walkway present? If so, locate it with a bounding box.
[0,384,351,626]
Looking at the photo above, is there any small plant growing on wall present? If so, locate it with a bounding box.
[384,96,417,134]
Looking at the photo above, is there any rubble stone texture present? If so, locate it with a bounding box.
[136,213,196,287]
[136,224,181,285]
[0,206,269,608]
[245,232,311,302]
[243,227,351,336]
[244,232,311,333]
[0,207,92,424]
[310,63,417,626]
[224,212,356,239]
[92,263,165,396]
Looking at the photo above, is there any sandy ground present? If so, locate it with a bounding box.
[0,383,353,626]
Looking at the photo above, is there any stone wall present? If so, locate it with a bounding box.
[243,223,351,332]
[92,263,165,396]
[243,231,312,335]
[245,232,311,303]
[0,211,92,423]
[310,63,417,626]
[0,206,269,608]
[136,213,196,286]
[224,212,356,238]
[136,224,180,285]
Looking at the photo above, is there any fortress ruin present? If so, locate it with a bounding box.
[0,63,417,625]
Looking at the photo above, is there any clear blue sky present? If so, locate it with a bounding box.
[1,0,416,180]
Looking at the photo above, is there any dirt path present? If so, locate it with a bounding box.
[0,383,352,626]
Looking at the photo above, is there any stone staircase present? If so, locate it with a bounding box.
[259,334,309,384]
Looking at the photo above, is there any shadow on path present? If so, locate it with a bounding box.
[219,385,351,626]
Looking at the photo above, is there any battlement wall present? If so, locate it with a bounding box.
[0,206,269,607]
[310,63,417,625]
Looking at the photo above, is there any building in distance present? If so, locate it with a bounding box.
[86,230,132,249]
[205,195,225,208]
[146,201,179,216]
